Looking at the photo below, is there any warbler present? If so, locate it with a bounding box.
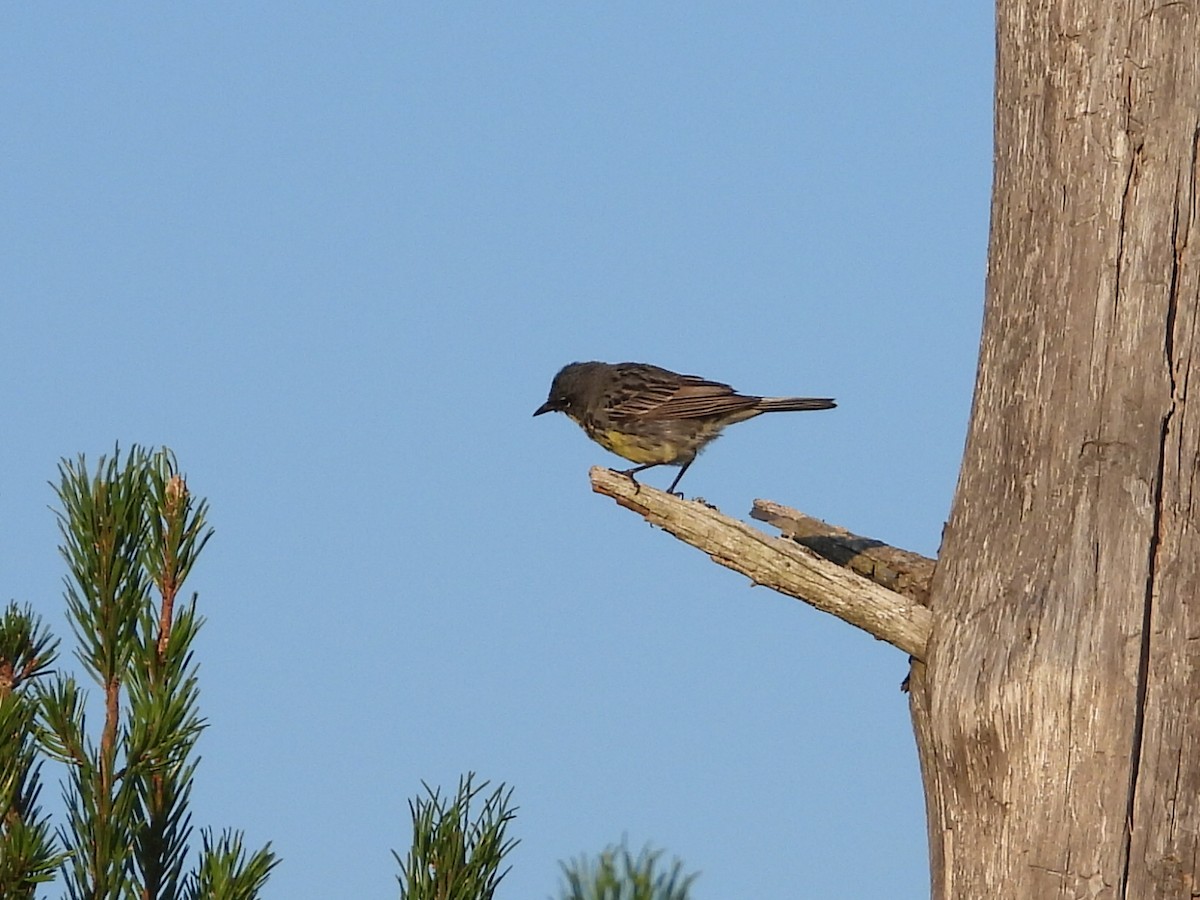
[533,361,836,494]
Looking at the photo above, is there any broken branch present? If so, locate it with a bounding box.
[589,467,933,660]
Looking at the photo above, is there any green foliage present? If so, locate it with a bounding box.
[30,445,278,898]
[8,445,704,899]
[0,603,68,898]
[183,828,279,900]
[395,774,519,900]
[556,841,699,900]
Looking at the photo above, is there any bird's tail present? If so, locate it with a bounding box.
[756,396,837,412]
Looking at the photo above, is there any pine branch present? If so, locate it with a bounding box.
[43,445,274,899]
[395,774,518,900]
[0,604,67,897]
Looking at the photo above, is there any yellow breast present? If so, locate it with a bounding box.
[589,427,681,465]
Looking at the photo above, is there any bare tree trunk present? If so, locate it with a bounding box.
[916,1,1200,896]
[588,2,1199,895]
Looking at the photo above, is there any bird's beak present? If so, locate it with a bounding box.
[533,400,555,416]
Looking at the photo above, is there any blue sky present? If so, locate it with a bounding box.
[2,4,992,897]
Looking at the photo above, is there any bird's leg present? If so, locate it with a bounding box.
[665,460,693,497]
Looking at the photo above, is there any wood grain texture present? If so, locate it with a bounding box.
[751,499,935,606]
[922,1,1200,896]
[589,467,933,659]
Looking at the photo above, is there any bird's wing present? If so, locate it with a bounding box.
[606,368,761,421]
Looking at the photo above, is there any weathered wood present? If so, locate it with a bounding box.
[589,467,933,659]
[921,1,1200,896]
[750,500,935,606]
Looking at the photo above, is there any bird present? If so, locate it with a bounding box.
[533,361,835,494]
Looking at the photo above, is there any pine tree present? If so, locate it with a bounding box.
[3,446,277,899]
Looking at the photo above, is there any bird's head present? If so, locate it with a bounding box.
[533,361,600,419]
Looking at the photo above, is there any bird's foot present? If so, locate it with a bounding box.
[616,467,643,495]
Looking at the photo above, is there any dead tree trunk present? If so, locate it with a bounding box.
[590,1,1199,896]
[918,1,1200,896]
